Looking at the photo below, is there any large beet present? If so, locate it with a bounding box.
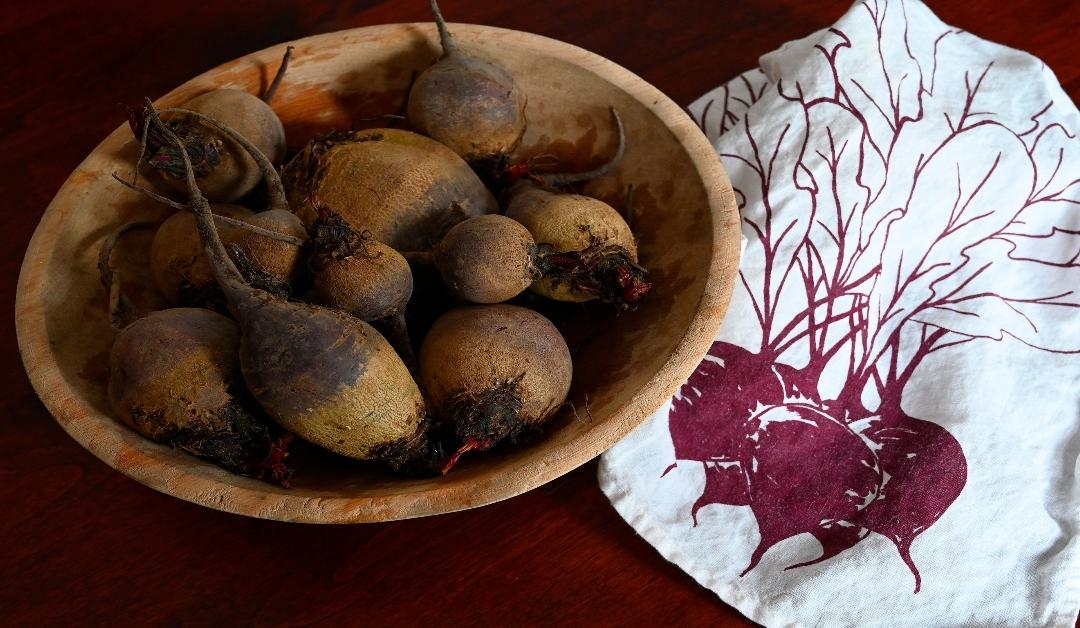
[108,307,290,483]
[282,128,497,251]
[419,304,572,470]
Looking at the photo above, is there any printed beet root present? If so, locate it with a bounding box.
[407,0,527,168]
[130,47,293,202]
[419,304,572,472]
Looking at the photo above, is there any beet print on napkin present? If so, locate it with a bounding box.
[601,0,1080,624]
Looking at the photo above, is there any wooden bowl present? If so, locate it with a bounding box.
[15,23,740,523]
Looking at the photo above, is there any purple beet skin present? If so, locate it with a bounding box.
[851,407,968,592]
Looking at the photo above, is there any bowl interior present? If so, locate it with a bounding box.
[16,23,739,522]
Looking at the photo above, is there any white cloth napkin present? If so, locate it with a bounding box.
[599,0,1080,625]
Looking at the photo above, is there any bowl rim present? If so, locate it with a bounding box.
[14,22,741,523]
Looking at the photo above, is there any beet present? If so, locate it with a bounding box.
[150,204,254,306]
[108,308,292,485]
[407,0,527,167]
[503,109,650,307]
[309,209,417,371]
[312,237,413,321]
[224,208,308,291]
[740,403,881,575]
[850,405,968,592]
[131,47,293,202]
[282,127,497,251]
[430,214,539,303]
[667,340,965,592]
[419,304,572,471]
[405,210,647,309]
[506,185,649,307]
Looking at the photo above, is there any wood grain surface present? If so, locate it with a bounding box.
[2,0,1078,625]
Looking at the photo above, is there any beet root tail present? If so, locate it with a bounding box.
[439,437,493,475]
[249,433,295,488]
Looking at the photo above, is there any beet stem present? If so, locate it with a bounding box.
[111,173,305,246]
[429,0,457,57]
[147,104,254,303]
[537,108,625,188]
[160,107,289,214]
[248,432,294,487]
[439,438,479,475]
[132,107,153,185]
[263,46,294,104]
[111,172,185,210]
[215,215,307,246]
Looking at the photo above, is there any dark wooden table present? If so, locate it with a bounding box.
[3,1,1078,625]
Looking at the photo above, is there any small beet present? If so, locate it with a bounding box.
[419,304,572,471]
[132,48,293,202]
[407,0,527,165]
[309,209,417,370]
[282,127,497,251]
[146,104,434,469]
[313,238,413,322]
[150,204,254,305]
[506,184,646,306]
[147,205,303,306]
[431,214,538,303]
[108,307,292,485]
[226,208,308,288]
[503,109,650,308]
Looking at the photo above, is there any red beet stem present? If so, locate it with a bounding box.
[615,265,652,305]
[541,244,652,309]
[249,433,294,488]
[439,437,493,475]
[505,160,532,184]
